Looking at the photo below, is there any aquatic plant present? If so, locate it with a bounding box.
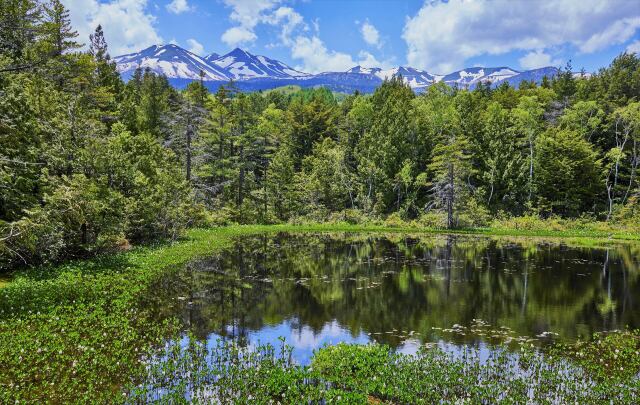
[130,333,639,404]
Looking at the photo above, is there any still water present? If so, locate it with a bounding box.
[144,233,640,364]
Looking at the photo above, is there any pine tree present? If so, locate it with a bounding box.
[355,76,414,212]
[42,0,80,57]
[0,0,41,71]
[89,25,108,61]
[552,61,577,106]
[422,83,471,228]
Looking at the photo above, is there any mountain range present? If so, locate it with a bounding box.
[114,44,560,93]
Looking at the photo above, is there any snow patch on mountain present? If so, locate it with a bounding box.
[210,48,309,80]
[346,66,437,89]
[115,44,563,93]
[203,53,220,63]
[441,67,520,87]
[114,45,229,81]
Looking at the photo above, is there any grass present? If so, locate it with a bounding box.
[1,223,639,403]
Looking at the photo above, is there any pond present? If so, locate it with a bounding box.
[143,232,640,365]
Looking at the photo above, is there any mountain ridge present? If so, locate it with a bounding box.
[114,44,561,93]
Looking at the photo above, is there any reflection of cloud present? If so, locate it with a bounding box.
[396,338,421,356]
[289,320,350,349]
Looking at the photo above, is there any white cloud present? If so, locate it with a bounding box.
[291,36,355,72]
[357,51,392,69]
[627,40,640,54]
[403,0,640,73]
[360,20,381,48]
[291,36,391,73]
[63,0,162,56]
[166,0,190,14]
[580,17,640,53]
[186,38,204,55]
[220,0,280,47]
[219,1,389,73]
[519,50,562,70]
[221,26,257,47]
[264,6,306,45]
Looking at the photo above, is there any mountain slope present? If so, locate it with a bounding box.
[203,53,220,64]
[345,66,438,89]
[211,48,308,80]
[440,67,520,87]
[115,44,562,93]
[114,44,230,81]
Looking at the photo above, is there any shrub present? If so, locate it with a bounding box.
[327,209,371,225]
[415,211,447,228]
[383,212,406,228]
[458,198,492,228]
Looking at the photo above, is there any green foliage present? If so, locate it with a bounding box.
[5,0,639,243]
[0,1,198,269]
[2,225,640,401]
[3,4,640,400]
[554,330,640,382]
[535,128,602,216]
[130,334,640,404]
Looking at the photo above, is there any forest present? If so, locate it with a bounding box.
[2,1,640,403]
[1,0,640,271]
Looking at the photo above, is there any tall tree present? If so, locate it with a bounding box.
[512,95,544,205]
[535,128,602,216]
[423,83,471,228]
[355,76,414,213]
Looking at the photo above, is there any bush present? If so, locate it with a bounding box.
[415,211,447,228]
[204,206,240,227]
[383,212,406,228]
[1,125,202,269]
[326,209,372,225]
[458,198,492,228]
[1,175,128,269]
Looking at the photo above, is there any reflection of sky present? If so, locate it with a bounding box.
[205,318,370,365]
[194,321,499,366]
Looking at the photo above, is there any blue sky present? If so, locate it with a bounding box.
[65,0,640,74]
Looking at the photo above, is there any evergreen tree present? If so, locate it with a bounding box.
[42,0,80,56]
[535,128,602,216]
[422,83,471,228]
[356,76,414,212]
[0,0,41,71]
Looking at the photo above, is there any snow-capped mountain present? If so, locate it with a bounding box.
[347,66,439,89]
[203,53,220,64]
[114,44,229,81]
[114,44,563,93]
[440,67,520,87]
[211,48,309,80]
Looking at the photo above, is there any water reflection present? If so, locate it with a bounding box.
[143,233,640,364]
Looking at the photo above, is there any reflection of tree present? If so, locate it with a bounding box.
[143,233,640,346]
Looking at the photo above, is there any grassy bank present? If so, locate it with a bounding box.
[1,224,639,402]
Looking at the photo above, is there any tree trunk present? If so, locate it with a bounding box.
[528,138,534,203]
[218,116,225,184]
[186,128,192,181]
[622,139,637,206]
[447,162,454,229]
[238,145,244,206]
[263,165,268,220]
